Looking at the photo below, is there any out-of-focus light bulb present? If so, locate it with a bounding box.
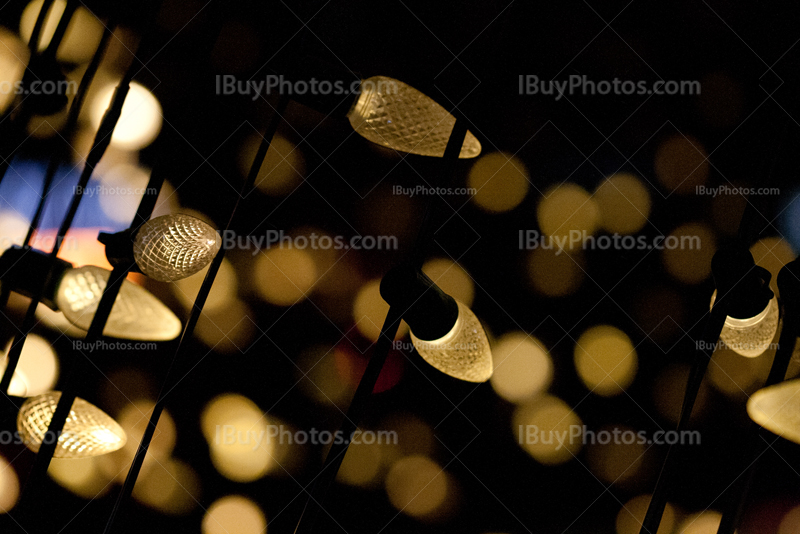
[347,76,481,158]
[55,265,182,341]
[747,379,800,445]
[710,290,779,357]
[17,392,127,458]
[410,301,492,382]
[133,214,221,282]
[90,82,163,150]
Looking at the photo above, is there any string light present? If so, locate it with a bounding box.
[17,392,126,458]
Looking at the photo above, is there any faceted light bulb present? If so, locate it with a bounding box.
[347,75,481,158]
[747,380,800,445]
[710,290,779,357]
[17,392,126,458]
[133,214,221,282]
[410,301,492,382]
[55,265,182,341]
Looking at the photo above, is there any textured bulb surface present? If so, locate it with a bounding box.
[410,301,492,382]
[347,76,481,158]
[55,265,182,341]
[710,290,779,357]
[748,380,800,445]
[134,214,221,282]
[17,392,126,458]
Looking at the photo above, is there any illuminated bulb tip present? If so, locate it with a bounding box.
[748,380,800,445]
[710,290,779,357]
[410,301,492,382]
[133,214,221,282]
[17,392,126,458]
[347,76,481,158]
[55,265,182,341]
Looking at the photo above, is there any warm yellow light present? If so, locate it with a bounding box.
[490,332,552,403]
[116,401,176,461]
[526,247,585,297]
[710,290,779,357]
[662,222,716,284]
[410,300,493,382]
[779,505,800,534]
[48,456,111,499]
[132,459,199,515]
[537,184,600,250]
[353,280,409,341]
[678,511,722,534]
[654,134,709,195]
[467,152,529,212]
[253,247,318,306]
[133,214,221,282]
[707,342,771,398]
[238,133,305,195]
[586,425,645,484]
[55,265,182,341]
[20,0,103,63]
[17,392,126,458]
[98,165,157,224]
[90,82,163,150]
[195,299,255,354]
[748,380,800,445]
[616,495,676,534]
[337,433,384,487]
[0,334,59,396]
[422,258,475,307]
[0,455,19,513]
[348,75,481,158]
[594,173,652,234]
[513,395,582,464]
[0,29,28,114]
[173,258,237,312]
[750,237,797,297]
[574,325,637,396]
[202,496,266,534]
[385,455,450,519]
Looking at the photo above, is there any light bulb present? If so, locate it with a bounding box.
[55,265,182,341]
[410,300,492,382]
[133,214,221,282]
[710,290,779,357]
[17,392,126,458]
[347,76,481,158]
[747,380,800,445]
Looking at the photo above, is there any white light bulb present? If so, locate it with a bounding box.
[55,265,182,341]
[347,76,481,158]
[710,290,779,357]
[17,392,126,458]
[748,380,800,445]
[410,301,493,382]
[133,214,221,282]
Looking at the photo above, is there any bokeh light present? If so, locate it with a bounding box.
[173,258,237,312]
[238,133,305,195]
[48,456,111,499]
[526,247,585,297]
[202,496,266,534]
[1,334,58,396]
[132,459,199,515]
[654,134,709,195]
[337,432,384,488]
[748,380,800,445]
[253,247,318,306]
[708,343,772,398]
[0,455,19,513]
[422,257,475,307]
[537,183,600,250]
[90,82,163,151]
[20,0,103,63]
[662,222,716,284]
[296,345,354,408]
[385,455,451,520]
[594,173,651,234]
[513,395,583,464]
[353,280,409,341]
[467,152,530,213]
[0,29,29,113]
[750,237,796,297]
[490,332,553,403]
[574,325,637,397]
[678,511,722,534]
[586,425,646,484]
[616,495,676,534]
[195,299,256,354]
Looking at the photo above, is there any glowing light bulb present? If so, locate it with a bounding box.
[347,76,481,158]
[410,301,492,382]
[133,214,221,282]
[90,82,163,150]
[747,380,800,445]
[17,392,126,458]
[55,265,182,341]
[710,290,779,357]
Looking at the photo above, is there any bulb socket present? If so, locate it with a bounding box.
[380,264,459,341]
[97,230,142,273]
[711,246,773,320]
[0,246,72,310]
